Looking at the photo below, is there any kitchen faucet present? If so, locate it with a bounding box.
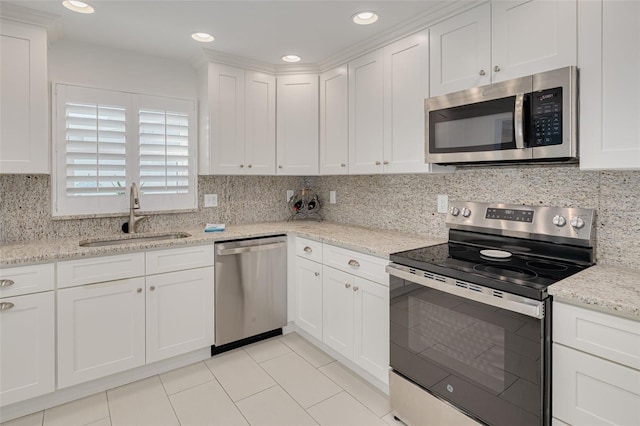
[128,182,148,233]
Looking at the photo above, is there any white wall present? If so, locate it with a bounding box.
[48,40,197,100]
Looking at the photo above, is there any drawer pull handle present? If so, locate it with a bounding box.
[150,286,156,291]
[345,283,351,289]
[315,272,320,277]
[0,279,15,287]
[353,286,359,292]
[348,259,360,267]
[0,302,15,311]
[137,288,142,293]
[303,247,312,253]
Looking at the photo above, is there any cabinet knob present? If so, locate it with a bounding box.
[0,279,15,287]
[479,69,486,76]
[278,165,283,169]
[303,246,312,253]
[247,164,252,168]
[348,259,360,267]
[345,283,351,289]
[240,164,244,168]
[150,286,156,291]
[341,163,346,167]
[353,286,359,292]
[137,288,142,293]
[375,161,381,166]
[315,272,320,277]
[0,302,14,311]
[494,65,501,72]
[383,160,389,165]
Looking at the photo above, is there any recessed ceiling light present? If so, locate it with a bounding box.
[352,11,379,25]
[282,55,301,63]
[191,32,214,43]
[62,0,95,14]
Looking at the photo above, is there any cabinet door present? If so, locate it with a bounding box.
[276,74,319,175]
[322,266,354,360]
[0,20,48,174]
[348,50,384,174]
[430,4,491,96]
[208,63,246,175]
[245,71,276,175]
[491,0,577,83]
[295,257,323,340]
[579,0,640,170]
[146,267,214,363]
[57,278,146,388]
[320,66,349,175]
[353,277,389,384]
[0,292,54,406]
[553,344,640,426]
[383,30,432,174]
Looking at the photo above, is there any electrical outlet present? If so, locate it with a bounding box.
[437,194,448,213]
[204,194,218,207]
[287,190,294,202]
[329,191,337,204]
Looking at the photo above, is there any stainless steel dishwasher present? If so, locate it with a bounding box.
[214,235,287,348]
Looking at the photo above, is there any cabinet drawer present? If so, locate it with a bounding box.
[323,244,388,286]
[553,344,640,426]
[553,302,640,370]
[57,253,145,289]
[296,237,323,263]
[146,245,214,275]
[0,263,54,297]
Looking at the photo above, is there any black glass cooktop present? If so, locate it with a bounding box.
[390,232,593,300]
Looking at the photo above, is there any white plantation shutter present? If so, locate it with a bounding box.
[53,85,196,216]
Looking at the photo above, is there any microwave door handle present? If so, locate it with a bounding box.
[514,93,525,149]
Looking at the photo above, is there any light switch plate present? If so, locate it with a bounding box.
[204,194,218,207]
[329,191,336,204]
[287,190,294,202]
[437,194,448,213]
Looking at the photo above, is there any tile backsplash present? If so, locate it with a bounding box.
[1,166,639,270]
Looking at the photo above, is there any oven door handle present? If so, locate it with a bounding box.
[386,264,545,319]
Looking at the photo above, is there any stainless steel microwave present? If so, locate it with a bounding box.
[425,66,577,165]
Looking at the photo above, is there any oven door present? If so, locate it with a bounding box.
[387,264,550,426]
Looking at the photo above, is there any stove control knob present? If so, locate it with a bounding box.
[462,208,471,218]
[552,215,567,227]
[450,207,460,216]
[570,216,585,229]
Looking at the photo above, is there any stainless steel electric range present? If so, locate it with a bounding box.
[387,201,595,426]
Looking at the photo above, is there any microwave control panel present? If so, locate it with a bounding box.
[532,87,563,146]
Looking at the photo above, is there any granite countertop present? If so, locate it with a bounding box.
[0,221,444,267]
[2,221,638,320]
[548,265,640,320]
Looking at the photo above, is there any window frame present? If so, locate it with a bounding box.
[52,83,197,218]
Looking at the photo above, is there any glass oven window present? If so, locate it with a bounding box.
[429,96,517,153]
[390,277,544,426]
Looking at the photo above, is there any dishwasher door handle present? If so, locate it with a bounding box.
[217,242,287,256]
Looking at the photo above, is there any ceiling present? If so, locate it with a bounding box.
[7,1,467,66]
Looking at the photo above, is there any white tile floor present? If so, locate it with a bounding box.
[2,333,405,426]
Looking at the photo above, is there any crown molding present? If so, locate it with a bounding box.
[191,0,486,75]
[0,2,63,43]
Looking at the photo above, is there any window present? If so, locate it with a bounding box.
[53,84,196,217]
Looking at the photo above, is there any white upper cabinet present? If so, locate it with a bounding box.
[430,1,577,96]
[579,0,640,170]
[383,30,437,174]
[430,4,491,96]
[245,71,276,175]
[491,0,577,83]
[198,63,276,175]
[320,66,349,175]
[276,74,319,175]
[0,20,48,174]
[348,50,385,175]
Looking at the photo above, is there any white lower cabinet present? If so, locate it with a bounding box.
[552,302,640,425]
[322,266,355,359]
[295,257,323,341]
[0,291,55,406]
[57,277,146,388]
[146,267,214,363]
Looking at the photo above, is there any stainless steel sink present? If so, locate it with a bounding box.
[79,232,191,247]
